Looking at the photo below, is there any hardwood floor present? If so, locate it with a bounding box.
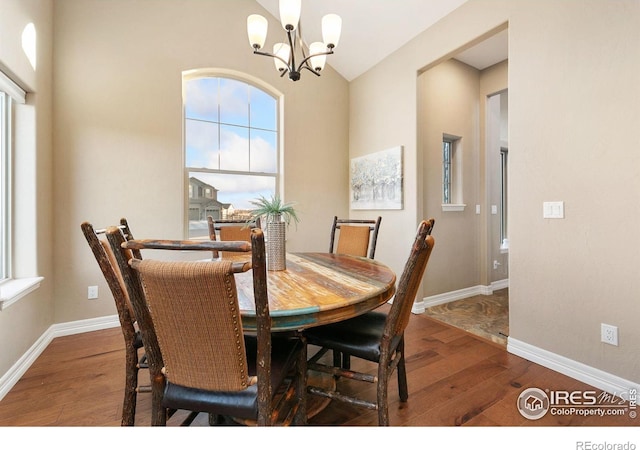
[0,305,635,429]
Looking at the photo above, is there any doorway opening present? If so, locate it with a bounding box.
[420,28,509,346]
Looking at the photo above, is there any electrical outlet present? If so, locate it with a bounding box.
[88,286,99,300]
[601,323,618,346]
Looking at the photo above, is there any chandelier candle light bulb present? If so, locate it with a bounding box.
[273,43,291,72]
[321,13,342,48]
[308,42,327,71]
[279,0,301,30]
[247,14,268,50]
[247,0,341,81]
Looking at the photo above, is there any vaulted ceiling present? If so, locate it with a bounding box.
[254,0,507,81]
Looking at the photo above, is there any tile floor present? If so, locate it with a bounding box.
[423,288,509,346]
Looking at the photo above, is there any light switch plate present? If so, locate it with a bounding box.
[88,285,98,299]
[543,201,564,219]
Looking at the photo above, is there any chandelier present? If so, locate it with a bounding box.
[247,0,342,81]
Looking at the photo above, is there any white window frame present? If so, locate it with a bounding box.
[442,133,465,212]
[182,70,282,239]
[0,71,43,310]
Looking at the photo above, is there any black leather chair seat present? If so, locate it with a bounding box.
[304,311,401,363]
[133,329,144,349]
[162,335,302,419]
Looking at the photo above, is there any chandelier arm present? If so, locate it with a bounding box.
[286,28,297,73]
[252,49,292,73]
[298,26,308,59]
[300,65,321,77]
[295,49,334,73]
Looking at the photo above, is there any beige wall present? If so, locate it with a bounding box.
[0,0,349,378]
[418,59,481,295]
[51,0,349,324]
[0,1,54,379]
[350,0,639,382]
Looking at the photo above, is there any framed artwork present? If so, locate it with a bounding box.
[350,146,403,210]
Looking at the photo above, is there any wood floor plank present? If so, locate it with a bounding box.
[0,312,635,428]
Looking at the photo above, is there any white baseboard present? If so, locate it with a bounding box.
[0,315,119,401]
[413,282,638,397]
[508,337,640,396]
[412,279,509,314]
[491,278,509,291]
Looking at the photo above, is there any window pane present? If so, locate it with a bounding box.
[250,86,276,131]
[220,124,249,171]
[0,93,8,280]
[219,78,249,126]
[185,119,219,169]
[443,140,452,204]
[250,129,277,173]
[185,78,218,122]
[500,147,508,245]
[187,171,275,238]
[184,75,278,239]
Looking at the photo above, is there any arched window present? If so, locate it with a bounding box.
[183,72,279,238]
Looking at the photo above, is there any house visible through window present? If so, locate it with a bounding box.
[184,74,279,238]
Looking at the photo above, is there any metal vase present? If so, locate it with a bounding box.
[266,217,286,271]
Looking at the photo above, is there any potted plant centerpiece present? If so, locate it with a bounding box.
[249,194,299,271]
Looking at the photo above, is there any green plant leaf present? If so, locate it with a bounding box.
[248,194,300,227]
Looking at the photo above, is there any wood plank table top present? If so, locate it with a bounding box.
[233,252,397,332]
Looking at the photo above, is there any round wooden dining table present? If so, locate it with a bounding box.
[233,252,397,332]
[231,251,397,422]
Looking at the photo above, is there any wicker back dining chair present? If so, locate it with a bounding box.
[81,218,146,426]
[305,219,435,426]
[206,216,261,259]
[329,216,382,259]
[105,227,252,426]
[105,225,170,426]
[109,227,307,426]
[328,215,382,369]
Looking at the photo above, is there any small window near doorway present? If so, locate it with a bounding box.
[442,134,465,211]
[500,147,508,251]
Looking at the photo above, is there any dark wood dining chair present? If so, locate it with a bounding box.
[81,218,147,426]
[105,225,171,426]
[206,216,261,259]
[329,216,382,259]
[305,219,435,426]
[328,215,383,369]
[108,227,307,426]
